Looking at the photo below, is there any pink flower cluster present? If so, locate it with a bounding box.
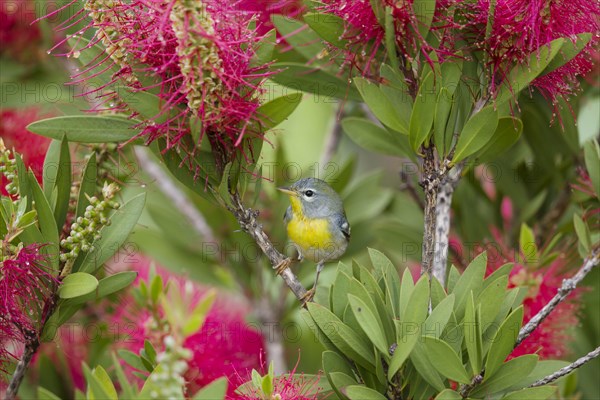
[47,0,275,166]
[323,0,599,101]
[0,0,43,62]
[470,0,600,102]
[0,245,58,374]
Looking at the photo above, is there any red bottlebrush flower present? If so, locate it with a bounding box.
[0,245,58,373]
[474,225,582,359]
[108,256,265,398]
[322,0,384,77]
[471,0,600,102]
[46,0,275,170]
[508,260,580,360]
[0,108,51,190]
[0,0,43,62]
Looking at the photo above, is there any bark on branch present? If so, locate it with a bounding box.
[529,346,600,388]
[517,248,600,347]
[228,193,308,301]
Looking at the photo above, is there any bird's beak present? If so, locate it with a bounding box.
[277,187,297,196]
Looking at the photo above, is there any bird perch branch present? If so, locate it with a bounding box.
[229,193,308,302]
[529,346,600,387]
[517,248,600,347]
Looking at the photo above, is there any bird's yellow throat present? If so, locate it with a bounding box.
[286,196,332,257]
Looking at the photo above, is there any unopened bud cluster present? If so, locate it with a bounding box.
[60,182,120,262]
[147,335,192,399]
[0,139,19,197]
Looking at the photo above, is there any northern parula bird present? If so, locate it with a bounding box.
[277,178,350,303]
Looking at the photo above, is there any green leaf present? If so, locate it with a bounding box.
[348,294,389,357]
[384,7,400,70]
[451,252,487,320]
[16,210,37,230]
[272,15,324,60]
[270,62,361,101]
[410,342,446,391]
[435,389,462,400]
[541,33,593,75]
[388,275,430,379]
[115,86,176,124]
[424,293,455,338]
[473,355,538,396]
[583,140,600,198]
[251,29,276,67]
[505,360,570,391]
[29,173,59,270]
[118,349,148,371]
[476,117,523,163]
[485,306,524,379]
[409,71,436,151]
[414,0,436,37]
[464,293,482,375]
[304,13,348,48]
[354,78,409,134]
[342,117,406,156]
[433,87,454,157]
[323,350,355,377]
[307,303,374,369]
[501,386,557,400]
[256,93,303,131]
[63,271,138,305]
[519,223,538,264]
[52,137,71,229]
[193,377,227,400]
[452,106,499,163]
[37,388,62,400]
[422,336,471,383]
[77,193,146,273]
[399,268,415,317]
[495,38,564,105]
[27,116,140,143]
[477,275,508,333]
[328,372,356,399]
[343,385,387,400]
[76,153,97,218]
[262,374,274,397]
[183,290,215,337]
[574,213,592,253]
[59,272,99,299]
[111,353,137,399]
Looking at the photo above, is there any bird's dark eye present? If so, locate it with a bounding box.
[304,190,314,197]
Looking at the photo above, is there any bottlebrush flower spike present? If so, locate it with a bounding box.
[0,245,58,374]
[471,0,600,102]
[479,228,582,360]
[44,0,275,168]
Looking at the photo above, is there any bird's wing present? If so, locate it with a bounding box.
[335,213,351,240]
[283,205,292,224]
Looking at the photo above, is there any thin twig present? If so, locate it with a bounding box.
[5,294,58,400]
[229,193,308,301]
[432,164,463,286]
[319,103,344,169]
[516,248,600,347]
[134,147,217,244]
[529,346,600,387]
[400,169,424,210]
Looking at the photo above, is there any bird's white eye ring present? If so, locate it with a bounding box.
[304,190,314,197]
